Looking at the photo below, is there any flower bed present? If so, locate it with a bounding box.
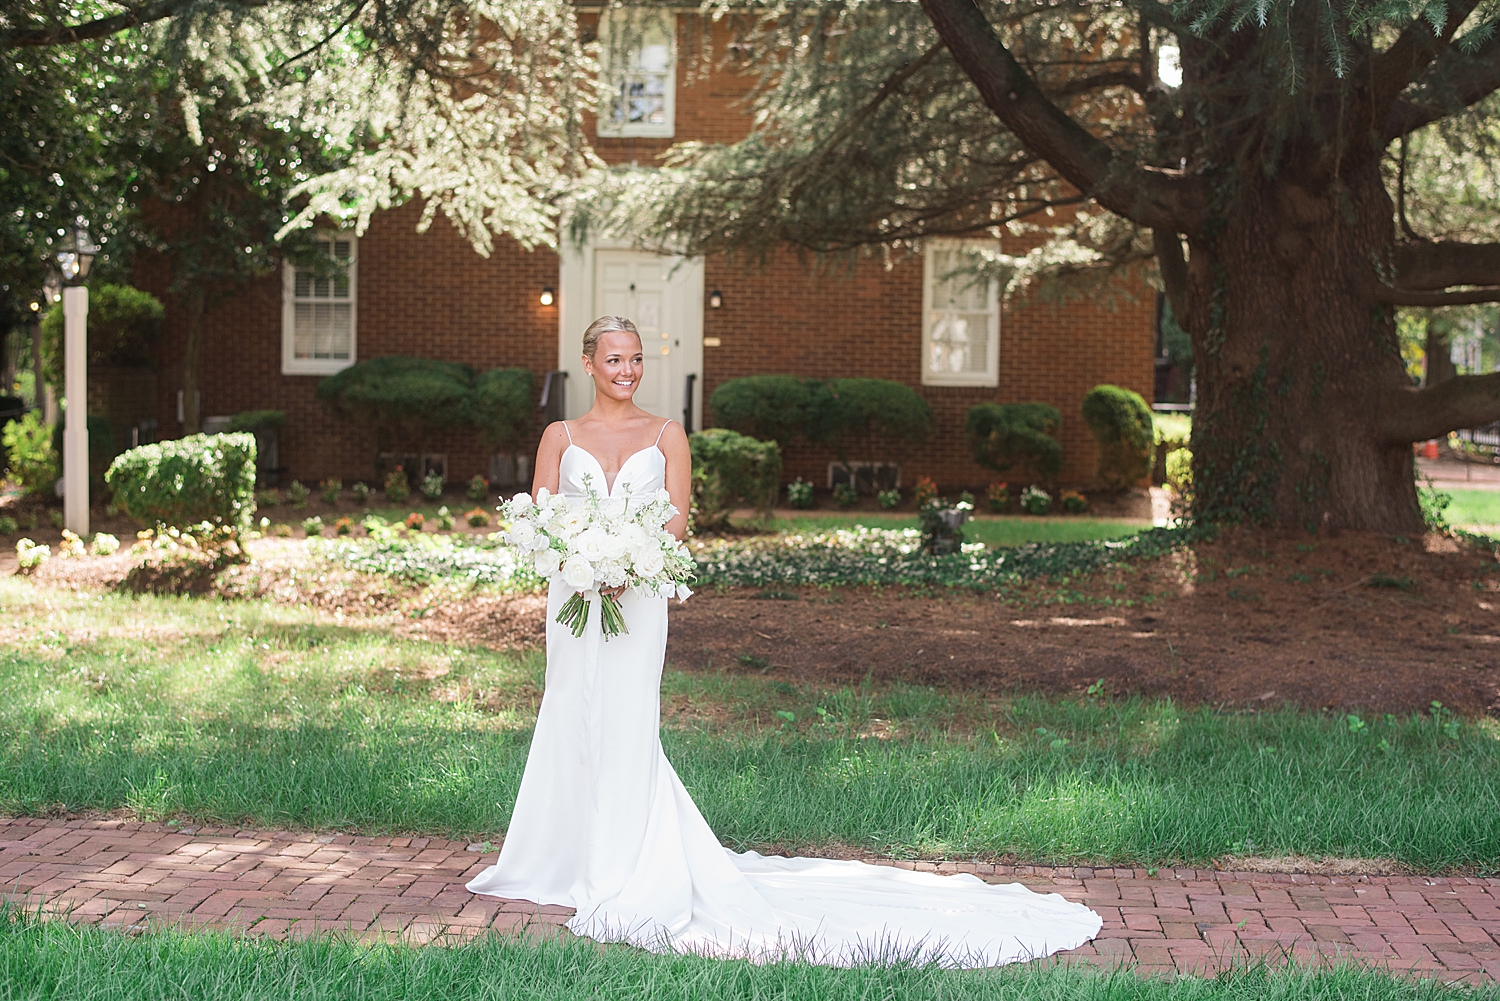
[313,522,1205,593]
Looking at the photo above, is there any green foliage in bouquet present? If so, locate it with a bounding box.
[105,433,257,537]
[689,428,782,530]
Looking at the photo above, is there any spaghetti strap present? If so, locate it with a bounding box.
[561,421,573,443]
[655,420,671,446]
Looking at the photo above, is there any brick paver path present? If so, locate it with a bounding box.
[3,818,1497,983]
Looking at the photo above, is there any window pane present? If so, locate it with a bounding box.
[928,310,989,374]
[294,302,314,359]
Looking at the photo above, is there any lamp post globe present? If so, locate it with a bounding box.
[55,221,99,537]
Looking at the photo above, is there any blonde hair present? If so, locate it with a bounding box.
[582,316,641,359]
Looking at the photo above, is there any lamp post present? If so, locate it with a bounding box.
[56,223,99,537]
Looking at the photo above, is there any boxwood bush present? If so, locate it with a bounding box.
[965,403,1062,481]
[690,429,782,529]
[1081,384,1155,490]
[105,433,258,536]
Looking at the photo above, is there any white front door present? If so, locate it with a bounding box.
[558,245,703,428]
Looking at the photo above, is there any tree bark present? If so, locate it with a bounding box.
[1170,163,1436,533]
[182,285,204,435]
[1425,322,1458,387]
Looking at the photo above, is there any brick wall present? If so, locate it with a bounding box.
[139,13,1155,493]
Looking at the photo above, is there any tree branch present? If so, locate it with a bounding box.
[1391,241,1500,289]
[1368,1,1479,115]
[1154,228,1189,322]
[1047,69,1144,100]
[1,0,265,48]
[1381,373,1500,443]
[1383,32,1500,140]
[916,0,1203,235]
[1371,284,1500,306]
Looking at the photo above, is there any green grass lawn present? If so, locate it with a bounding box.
[0,906,1482,1001]
[1441,487,1500,528]
[746,512,1146,548]
[3,579,1497,870]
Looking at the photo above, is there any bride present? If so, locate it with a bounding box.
[466,315,1102,967]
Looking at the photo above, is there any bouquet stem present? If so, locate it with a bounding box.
[555,590,630,640]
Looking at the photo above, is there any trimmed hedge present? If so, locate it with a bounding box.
[689,428,782,529]
[105,433,258,535]
[1082,385,1155,490]
[965,403,1062,479]
[710,376,930,489]
[316,356,534,449]
[40,283,164,388]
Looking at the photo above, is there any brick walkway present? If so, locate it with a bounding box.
[3,818,1497,983]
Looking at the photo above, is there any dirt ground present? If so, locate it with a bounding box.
[10,524,1500,717]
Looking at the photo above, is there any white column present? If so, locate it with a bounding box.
[63,285,89,538]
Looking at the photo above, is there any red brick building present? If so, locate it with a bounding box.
[141,13,1156,493]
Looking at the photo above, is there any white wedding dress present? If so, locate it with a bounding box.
[466,423,1102,967]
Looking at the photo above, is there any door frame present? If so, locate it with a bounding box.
[557,236,704,429]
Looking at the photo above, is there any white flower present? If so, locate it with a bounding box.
[632,544,665,577]
[507,521,536,549]
[512,491,533,510]
[534,547,561,577]
[600,496,626,519]
[573,526,608,561]
[561,553,594,590]
[600,531,628,561]
[654,488,672,505]
[534,488,549,504]
[620,522,647,548]
[600,560,627,588]
[553,506,588,539]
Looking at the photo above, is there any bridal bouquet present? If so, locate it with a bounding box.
[500,475,695,639]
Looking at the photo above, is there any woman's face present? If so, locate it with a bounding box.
[585,329,644,403]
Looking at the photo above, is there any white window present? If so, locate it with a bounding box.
[596,12,675,138]
[282,234,357,376]
[922,240,1000,387]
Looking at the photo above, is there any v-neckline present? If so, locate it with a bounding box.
[565,443,661,496]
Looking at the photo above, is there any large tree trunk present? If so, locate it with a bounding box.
[1425,322,1458,386]
[182,285,204,435]
[1171,161,1426,534]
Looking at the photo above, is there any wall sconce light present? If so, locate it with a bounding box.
[539,286,555,307]
[709,289,723,309]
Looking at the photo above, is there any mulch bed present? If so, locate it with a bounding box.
[10,525,1499,717]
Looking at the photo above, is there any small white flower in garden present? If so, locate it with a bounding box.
[562,553,594,590]
[534,547,561,577]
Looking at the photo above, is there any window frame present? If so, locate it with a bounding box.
[920,238,1001,388]
[281,232,358,377]
[595,11,677,139]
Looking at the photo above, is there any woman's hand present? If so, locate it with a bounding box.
[601,584,627,599]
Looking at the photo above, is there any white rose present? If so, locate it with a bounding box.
[574,527,608,562]
[600,560,627,588]
[561,553,594,591]
[620,523,646,548]
[512,491,533,510]
[507,521,536,549]
[600,496,626,519]
[534,547,561,577]
[654,489,672,505]
[600,532,628,561]
[632,544,666,577]
[534,487,550,504]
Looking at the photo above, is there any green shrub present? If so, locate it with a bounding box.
[467,475,490,502]
[2,412,59,496]
[689,428,782,530]
[1021,485,1052,515]
[320,479,342,504]
[877,488,901,509]
[966,403,1063,480]
[471,367,534,448]
[317,356,476,432]
[1166,447,1193,500]
[287,480,309,508]
[104,433,258,537]
[785,478,813,509]
[435,505,455,530]
[421,470,444,500]
[1081,384,1155,490]
[226,410,286,434]
[39,284,164,387]
[0,516,15,534]
[352,482,372,506]
[384,467,410,503]
[709,375,813,445]
[832,482,858,508]
[302,515,324,537]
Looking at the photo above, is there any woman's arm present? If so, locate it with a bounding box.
[531,421,570,496]
[659,421,692,541]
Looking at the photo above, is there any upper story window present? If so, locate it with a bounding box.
[597,12,676,138]
[282,233,357,376]
[922,239,1000,387]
